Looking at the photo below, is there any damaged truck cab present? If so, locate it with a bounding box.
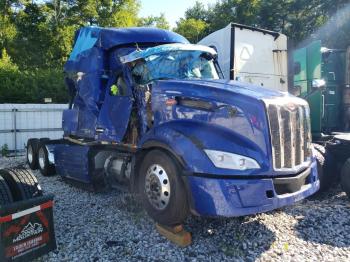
[27,27,319,226]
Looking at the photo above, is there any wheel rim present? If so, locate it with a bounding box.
[145,164,171,210]
[27,145,33,163]
[38,148,45,170]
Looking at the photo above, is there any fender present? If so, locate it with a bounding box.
[139,122,208,173]
[138,120,270,176]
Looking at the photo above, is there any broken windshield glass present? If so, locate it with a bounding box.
[131,50,220,85]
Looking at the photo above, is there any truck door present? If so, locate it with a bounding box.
[293,41,323,135]
[96,74,133,142]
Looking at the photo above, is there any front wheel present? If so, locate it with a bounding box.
[138,150,189,226]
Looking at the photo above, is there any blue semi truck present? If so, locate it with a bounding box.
[26,27,319,226]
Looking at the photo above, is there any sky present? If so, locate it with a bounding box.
[139,0,217,28]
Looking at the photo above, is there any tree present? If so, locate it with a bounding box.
[97,0,140,27]
[0,0,144,103]
[138,13,170,30]
[3,0,142,69]
[174,18,208,43]
[0,0,20,50]
[312,1,350,49]
[184,1,210,21]
[0,48,18,71]
[0,14,17,49]
[179,0,350,49]
[204,0,261,32]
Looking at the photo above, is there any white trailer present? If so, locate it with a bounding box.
[199,23,288,91]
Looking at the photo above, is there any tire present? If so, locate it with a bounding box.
[313,143,326,155]
[314,149,327,192]
[0,175,13,205]
[38,143,56,176]
[27,138,40,170]
[313,144,337,192]
[138,150,189,226]
[0,168,42,201]
[340,158,350,199]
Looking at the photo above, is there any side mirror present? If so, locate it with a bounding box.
[312,79,326,89]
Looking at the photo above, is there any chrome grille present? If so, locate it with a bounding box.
[265,99,312,171]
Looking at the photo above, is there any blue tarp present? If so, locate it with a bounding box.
[121,44,219,84]
[120,43,217,63]
[67,26,189,62]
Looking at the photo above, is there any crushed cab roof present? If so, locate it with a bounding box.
[120,43,217,63]
[68,26,189,61]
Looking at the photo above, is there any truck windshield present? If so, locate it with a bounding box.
[131,50,220,85]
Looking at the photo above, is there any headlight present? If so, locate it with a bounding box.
[204,149,260,170]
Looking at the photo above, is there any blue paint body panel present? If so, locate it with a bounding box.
[63,27,189,139]
[97,96,133,142]
[57,31,319,218]
[142,79,307,177]
[186,160,319,217]
[54,144,91,184]
[62,109,78,135]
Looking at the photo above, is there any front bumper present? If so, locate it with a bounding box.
[186,159,319,217]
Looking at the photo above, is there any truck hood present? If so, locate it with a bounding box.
[157,78,290,101]
[150,78,310,176]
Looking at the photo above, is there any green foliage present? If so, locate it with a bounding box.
[0,0,349,105]
[0,49,18,71]
[313,2,350,49]
[1,144,9,157]
[179,0,350,49]
[0,0,161,104]
[174,18,208,43]
[1,0,143,71]
[65,0,140,27]
[0,68,68,103]
[0,14,17,49]
[184,1,209,22]
[138,13,170,30]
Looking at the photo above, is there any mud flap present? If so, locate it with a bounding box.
[0,194,56,261]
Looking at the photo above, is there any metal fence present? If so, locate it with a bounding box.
[0,104,67,154]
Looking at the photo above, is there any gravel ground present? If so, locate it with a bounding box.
[1,156,350,261]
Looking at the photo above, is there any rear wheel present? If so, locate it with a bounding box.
[138,150,189,226]
[0,175,13,205]
[38,144,55,176]
[0,168,42,201]
[340,158,350,199]
[27,139,40,170]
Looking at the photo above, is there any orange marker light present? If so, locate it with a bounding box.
[165,98,177,106]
